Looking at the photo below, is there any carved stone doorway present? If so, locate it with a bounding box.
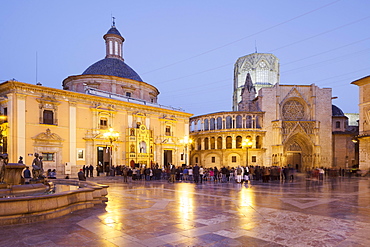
[287,152,301,171]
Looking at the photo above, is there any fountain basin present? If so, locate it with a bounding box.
[0,179,108,225]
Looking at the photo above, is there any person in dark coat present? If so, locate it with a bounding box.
[193,164,200,183]
[89,164,94,177]
[78,169,86,181]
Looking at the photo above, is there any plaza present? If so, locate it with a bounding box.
[1,175,369,246]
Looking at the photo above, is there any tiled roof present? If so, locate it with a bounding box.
[82,58,143,82]
[332,105,345,116]
[106,27,122,36]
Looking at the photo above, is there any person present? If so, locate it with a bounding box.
[23,166,31,184]
[78,169,86,181]
[170,165,176,183]
[18,156,23,164]
[122,166,128,183]
[89,164,94,177]
[50,169,57,179]
[193,164,200,183]
[236,166,243,183]
[199,166,204,184]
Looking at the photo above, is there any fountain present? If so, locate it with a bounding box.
[0,154,108,225]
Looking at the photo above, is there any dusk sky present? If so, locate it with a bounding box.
[1,0,369,116]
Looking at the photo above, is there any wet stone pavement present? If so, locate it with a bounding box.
[1,175,370,246]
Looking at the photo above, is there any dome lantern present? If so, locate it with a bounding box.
[103,17,125,60]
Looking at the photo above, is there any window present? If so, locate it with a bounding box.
[217,137,222,149]
[252,156,256,162]
[232,156,236,162]
[181,153,184,160]
[42,153,54,161]
[211,157,215,163]
[77,149,84,160]
[43,110,54,125]
[100,118,108,129]
[126,92,131,97]
[204,138,209,150]
[226,136,232,149]
[336,121,341,129]
[210,137,215,149]
[195,157,198,163]
[165,126,171,136]
[236,136,242,149]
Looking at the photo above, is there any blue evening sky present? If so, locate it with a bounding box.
[1,0,369,116]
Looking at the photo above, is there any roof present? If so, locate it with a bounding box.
[106,27,122,36]
[82,58,143,82]
[332,105,345,116]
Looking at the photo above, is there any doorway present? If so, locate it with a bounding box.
[287,152,301,171]
[164,150,172,168]
[97,146,110,172]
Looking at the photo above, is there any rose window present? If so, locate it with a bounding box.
[282,100,304,120]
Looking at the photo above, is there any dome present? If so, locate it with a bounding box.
[82,58,143,82]
[106,27,122,36]
[332,105,344,116]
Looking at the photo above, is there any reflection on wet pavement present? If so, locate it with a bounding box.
[1,175,370,246]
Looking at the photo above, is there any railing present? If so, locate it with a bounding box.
[85,87,184,112]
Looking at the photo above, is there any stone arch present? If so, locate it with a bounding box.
[204,153,222,168]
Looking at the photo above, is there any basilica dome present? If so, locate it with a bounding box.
[82,58,143,82]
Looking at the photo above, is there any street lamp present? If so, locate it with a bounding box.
[242,138,253,167]
[180,136,193,166]
[103,128,119,173]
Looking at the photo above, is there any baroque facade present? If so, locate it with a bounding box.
[0,23,192,176]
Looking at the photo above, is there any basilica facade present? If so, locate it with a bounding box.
[0,23,192,176]
[190,53,358,170]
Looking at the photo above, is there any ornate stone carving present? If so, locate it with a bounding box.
[282,100,304,120]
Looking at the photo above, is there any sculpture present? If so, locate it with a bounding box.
[0,153,8,183]
[32,153,43,179]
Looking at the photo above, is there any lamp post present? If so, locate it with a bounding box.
[103,128,119,173]
[242,138,253,167]
[180,136,193,166]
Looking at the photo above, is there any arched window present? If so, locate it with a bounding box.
[197,120,202,131]
[256,116,261,128]
[336,121,341,129]
[246,115,252,128]
[210,137,215,149]
[210,118,215,130]
[197,138,202,150]
[190,121,195,132]
[226,136,232,149]
[226,116,232,129]
[236,115,242,128]
[256,136,261,148]
[204,138,209,150]
[236,136,242,148]
[217,136,222,149]
[204,119,209,131]
[217,117,223,129]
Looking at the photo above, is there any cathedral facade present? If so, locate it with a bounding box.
[190,52,357,170]
[0,24,192,175]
